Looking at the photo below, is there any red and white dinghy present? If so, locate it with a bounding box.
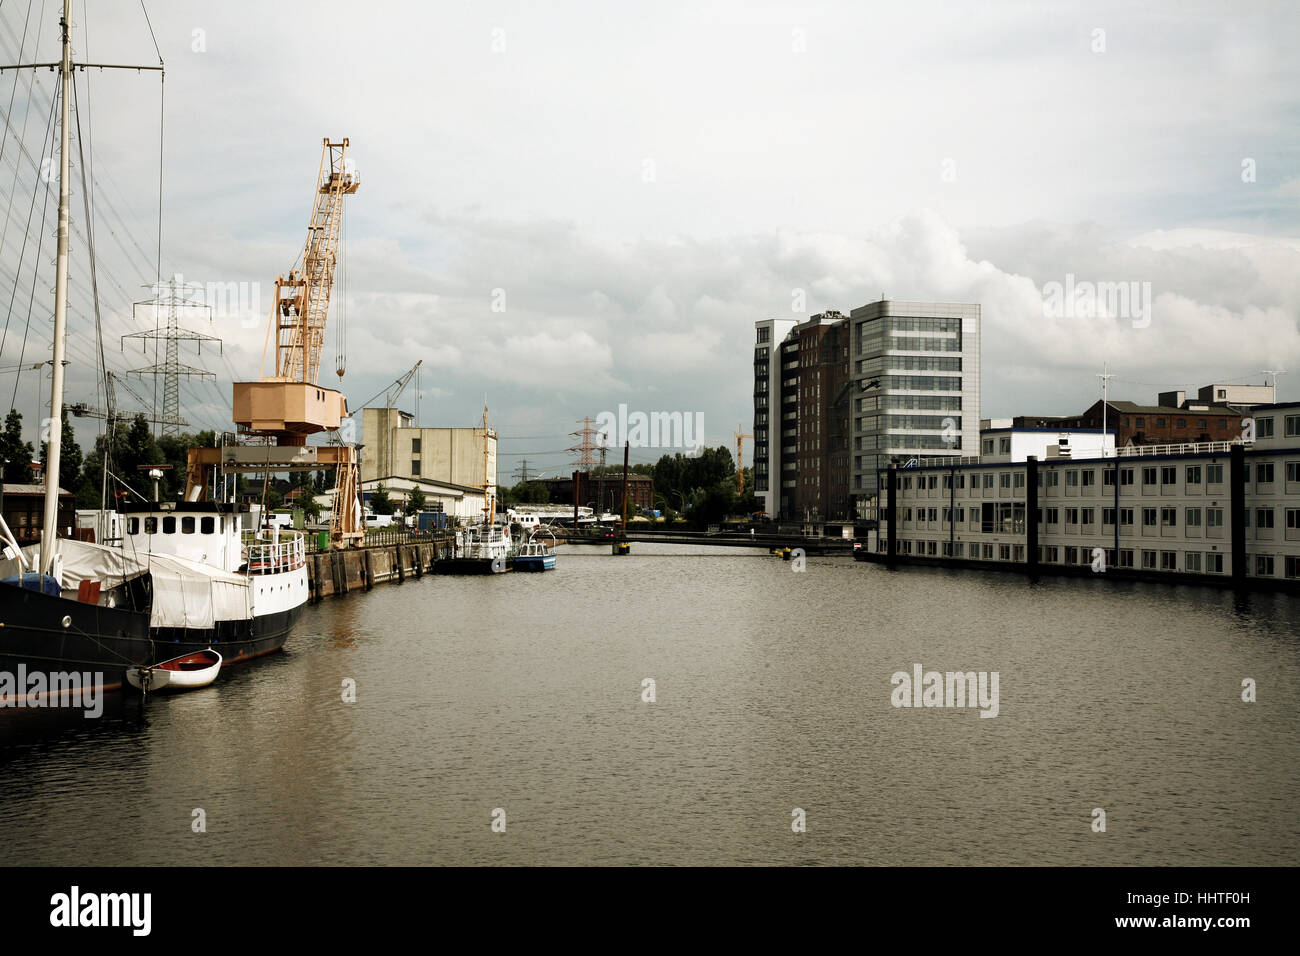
[126,649,223,692]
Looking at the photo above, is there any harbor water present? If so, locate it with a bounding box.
[2,543,1297,865]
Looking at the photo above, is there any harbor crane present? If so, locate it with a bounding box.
[68,371,189,429]
[184,138,364,544]
[355,360,423,479]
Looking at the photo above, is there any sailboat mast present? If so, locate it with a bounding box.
[40,0,73,576]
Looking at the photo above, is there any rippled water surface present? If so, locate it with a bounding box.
[2,543,1298,865]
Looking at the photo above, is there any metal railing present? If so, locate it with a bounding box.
[1115,440,1242,457]
[243,531,306,573]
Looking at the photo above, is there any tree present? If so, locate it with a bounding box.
[0,409,35,483]
[39,409,82,496]
[370,483,394,515]
[406,486,427,514]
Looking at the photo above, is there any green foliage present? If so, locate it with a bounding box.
[369,483,395,515]
[510,481,550,505]
[406,486,427,514]
[1,409,36,483]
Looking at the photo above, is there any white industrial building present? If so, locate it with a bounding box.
[874,403,1300,586]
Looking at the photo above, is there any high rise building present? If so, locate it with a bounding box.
[849,300,981,519]
[752,317,797,517]
[793,312,852,521]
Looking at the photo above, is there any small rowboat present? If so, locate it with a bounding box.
[126,649,223,693]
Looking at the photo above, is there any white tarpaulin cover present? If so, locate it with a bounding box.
[0,537,251,630]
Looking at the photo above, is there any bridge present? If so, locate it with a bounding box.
[555,528,857,554]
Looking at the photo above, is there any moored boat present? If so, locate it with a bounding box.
[512,532,557,572]
[433,523,512,574]
[126,648,222,693]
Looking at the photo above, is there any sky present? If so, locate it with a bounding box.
[0,0,1298,479]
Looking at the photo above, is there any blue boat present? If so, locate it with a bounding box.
[513,534,557,572]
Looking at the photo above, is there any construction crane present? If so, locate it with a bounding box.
[185,138,364,544]
[68,371,189,428]
[735,423,753,495]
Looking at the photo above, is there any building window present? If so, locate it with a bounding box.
[1206,464,1224,484]
[1257,508,1275,528]
[1161,551,1177,571]
[1186,551,1202,572]
[1142,507,1157,527]
[1186,508,1201,527]
[1142,550,1157,569]
[1186,465,1201,484]
[1256,555,1275,576]
[412,438,421,454]
[1102,508,1115,525]
[1258,417,1274,438]
[1207,508,1224,528]
[1161,507,1177,527]
[1286,415,1300,437]
[1120,468,1134,486]
[1081,470,1095,487]
[1257,462,1274,484]
[999,473,1010,489]
[1120,508,1134,526]
[412,460,422,476]
[1142,467,1157,486]
[1066,470,1079,487]
[1161,466,1176,485]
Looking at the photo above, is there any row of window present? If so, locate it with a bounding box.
[128,515,221,535]
[896,460,1300,492]
[880,539,1299,577]
[897,505,1300,529]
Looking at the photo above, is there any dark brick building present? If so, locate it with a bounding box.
[540,474,655,513]
[792,312,852,521]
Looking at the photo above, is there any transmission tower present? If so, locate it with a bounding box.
[568,416,600,469]
[122,274,222,436]
[513,458,532,483]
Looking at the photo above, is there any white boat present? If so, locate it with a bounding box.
[126,649,222,692]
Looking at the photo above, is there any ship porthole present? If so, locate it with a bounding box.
[61,615,71,628]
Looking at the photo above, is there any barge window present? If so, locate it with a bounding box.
[163,516,176,534]
[182,516,196,534]
[144,517,157,534]
[201,517,215,534]
[128,517,140,534]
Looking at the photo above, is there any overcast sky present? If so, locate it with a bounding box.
[1,0,1298,476]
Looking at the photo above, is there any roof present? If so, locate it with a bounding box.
[362,475,484,496]
[2,484,73,497]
